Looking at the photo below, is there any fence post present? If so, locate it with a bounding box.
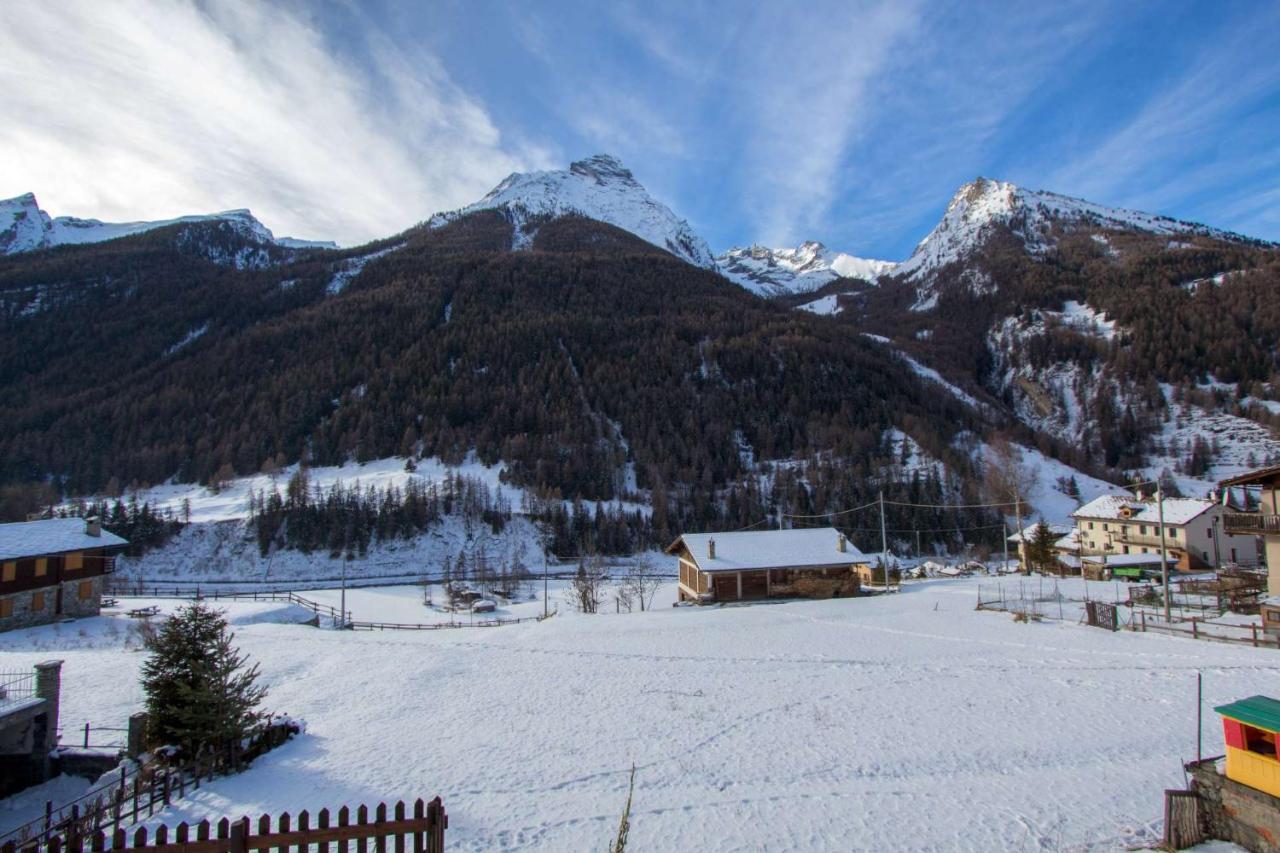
[1192,618,1198,640]
[84,723,90,749]
[394,802,405,853]
[229,817,248,853]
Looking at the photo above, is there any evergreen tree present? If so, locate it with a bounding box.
[140,603,267,760]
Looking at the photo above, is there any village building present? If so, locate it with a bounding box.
[1070,494,1258,573]
[1219,464,1280,598]
[667,527,867,604]
[1006,523,1080,573]
[0,517,127,633]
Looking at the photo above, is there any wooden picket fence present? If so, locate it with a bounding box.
[0,722,299,852]
[0,798,447,853]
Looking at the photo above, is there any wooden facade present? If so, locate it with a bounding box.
[667,529,866,604]
[0,519,126,631]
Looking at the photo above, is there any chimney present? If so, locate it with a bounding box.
[1134,488,1145,501]
[708,538,716,560]
[85,516,101,538]
[838,533,847,553]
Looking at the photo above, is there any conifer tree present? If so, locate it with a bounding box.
[140,603,267,759]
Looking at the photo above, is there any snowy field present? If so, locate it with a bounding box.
[3,579,1277,850]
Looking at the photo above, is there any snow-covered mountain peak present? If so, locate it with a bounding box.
[0,193,337,256]
[427,154,716,269]
[716,240,896,297]
[895,177,1247,283]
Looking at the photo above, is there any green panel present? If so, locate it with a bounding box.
[1216,695,1280,733]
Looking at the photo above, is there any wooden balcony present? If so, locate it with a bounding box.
[1222,513,1280,536]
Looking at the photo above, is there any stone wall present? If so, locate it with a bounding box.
[0,576,103,632]
[0,585,58,631]
[1188,759,1280,851]
[59,575,104,618]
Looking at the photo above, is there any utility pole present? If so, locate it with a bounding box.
[542,525,549,619]
[1003,522,1010,575]
[1212,516,1222,571]
[1157,482,1171,621]
[879,490,890,591]
[1013,495,1026,575]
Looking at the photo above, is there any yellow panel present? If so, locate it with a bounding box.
[35,558,47,577]
[65,552,83,570]
[1224,746,1280,798]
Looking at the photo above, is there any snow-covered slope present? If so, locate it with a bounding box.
[895,177,1248,283]
[0,192,337,255]
[427,154,715,268]
[716,241,895,296]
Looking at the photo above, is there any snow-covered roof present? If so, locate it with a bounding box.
[1006,523,1072,544]
[0,518,128,560]
[1071,494,1214,526]
[668,528,866,572]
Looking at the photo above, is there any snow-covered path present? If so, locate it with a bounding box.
[3,579,1276,850]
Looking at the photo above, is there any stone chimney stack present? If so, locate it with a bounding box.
[84,516,101,537]
[838,533,847,553]
[708,538,716,560]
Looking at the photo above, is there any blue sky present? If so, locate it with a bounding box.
[2,1,1278,257]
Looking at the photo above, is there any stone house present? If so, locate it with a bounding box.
[0,517,128,632]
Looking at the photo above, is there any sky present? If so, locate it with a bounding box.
[1,0,1278,258]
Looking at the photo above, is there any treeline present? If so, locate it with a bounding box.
[248,469,513,556]
[58,497,185,556]
[0,212,978,514]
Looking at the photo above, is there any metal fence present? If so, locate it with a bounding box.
[0,670,37,706]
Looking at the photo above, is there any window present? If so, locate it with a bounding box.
[1,562,14,583]
[30,591,45,612]
[34,558,47,577]
[1268,611,1280,623]
[1231,548,1238,562]
[1207,528,1212,539]
[1103,523,1110,531]
[1123,546,1131,554]
[1140,525,1147,535]
[1088,522,1094,530]
[77,581,94,601]
[0,598,11,618]
[65,552,83,571]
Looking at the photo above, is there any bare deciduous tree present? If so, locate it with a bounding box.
[617,554,662,613]
[567,554,607,614]
[983,435,1039,573]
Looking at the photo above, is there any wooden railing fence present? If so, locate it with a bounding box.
[0,722,298,851]
[105,585,348,625]
[0,798,445,853]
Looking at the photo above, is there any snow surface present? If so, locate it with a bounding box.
[979,441,1120,526]
[428,155,715,269]
[716,241,894,297]
[0,517,127,560]
[675,528,865,571]
[796,294,843,315]
[2,577,1273,850]
[325,243,406,295]
[895,177,1247,284]
[0,192,337,256]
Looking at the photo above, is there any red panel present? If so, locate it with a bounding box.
[1223,719,1246,750]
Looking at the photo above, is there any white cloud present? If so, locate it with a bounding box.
[0,1,538,245]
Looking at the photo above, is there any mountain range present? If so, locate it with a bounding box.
[2,154,1278,550]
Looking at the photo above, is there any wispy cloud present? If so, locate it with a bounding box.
[0,1,537,245]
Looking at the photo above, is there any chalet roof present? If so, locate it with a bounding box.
[1220,464,1280,488]
[1215,695,1280,733]
[1071,494,1213,526]
[667,527,865,572]
[1006,523,1072,544]
[0,518,128,560]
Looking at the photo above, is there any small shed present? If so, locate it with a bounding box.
[1261,598,1280,637]
[666,528,867,604]
[1216,695,1280,799]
